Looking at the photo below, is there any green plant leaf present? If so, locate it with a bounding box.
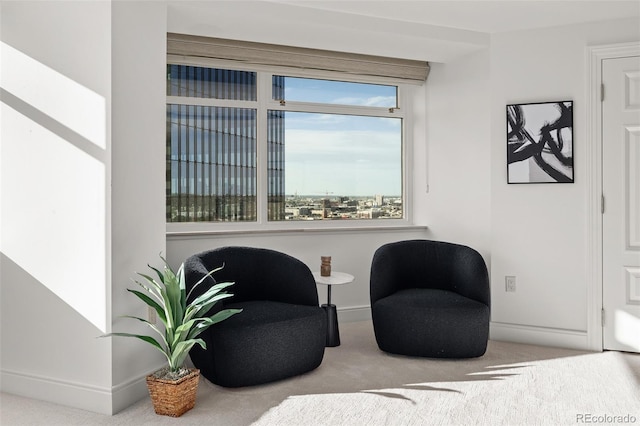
[121,315,169,347]
[185,264,224,301]
[163,264,183,333]
[169,339,206,371]
[171,318,201,348]
[102,255,240,372]
[187,308,242,340]
[188,282,235,307]
[184,292,234,321]
[147,264,165,285]
[137,272,162,289]
[101,332,170,364]
[127,289,162,313]
[126,289,168,326]
[157,281,175,332]
[209,308,243,324]
[183,281,235,323]
[177,263,187,323]
[131,277,163,305]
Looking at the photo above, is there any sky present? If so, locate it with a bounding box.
[281,77,402,197]
[168,70,404,198]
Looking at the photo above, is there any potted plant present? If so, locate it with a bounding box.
[102,255,241,417]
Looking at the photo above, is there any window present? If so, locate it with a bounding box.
[167,65,258,222]
[166,65,408,227]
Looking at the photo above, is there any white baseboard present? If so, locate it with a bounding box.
[337,305,372,322]
[111,367,160,414]
[1,364,162,415]
[490,322,591,351]
[1,368,114,415]
[334,307,592,352]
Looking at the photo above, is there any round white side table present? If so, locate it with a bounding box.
[312,271,354,347]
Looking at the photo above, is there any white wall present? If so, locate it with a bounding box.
[1,0,168,414]
[1,0,113,413]
[489,18,640,349]
[110,1,167,413]
[423,49,492,259]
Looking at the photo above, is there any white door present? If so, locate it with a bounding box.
[603,55,640,352]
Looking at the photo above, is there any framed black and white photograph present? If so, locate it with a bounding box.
[506,100,573,184]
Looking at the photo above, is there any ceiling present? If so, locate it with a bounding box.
[273,0,640,34]
[167,1,639,62]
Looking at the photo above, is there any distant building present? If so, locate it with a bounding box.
[167,70,285,222]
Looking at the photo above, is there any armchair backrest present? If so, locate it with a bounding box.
[370,239,490,306]
[185,246,319,307]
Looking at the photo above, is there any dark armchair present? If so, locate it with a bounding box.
[184,246,326,387]
[370,239,490,358]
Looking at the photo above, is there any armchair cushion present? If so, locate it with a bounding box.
[373,288,490,358]
[190,300,326,387]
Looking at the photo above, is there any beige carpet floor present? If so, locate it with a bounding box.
[2,320,639,425]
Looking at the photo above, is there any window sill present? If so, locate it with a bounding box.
[166,224,428,239]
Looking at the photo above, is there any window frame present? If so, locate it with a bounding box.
[166,56,414,234]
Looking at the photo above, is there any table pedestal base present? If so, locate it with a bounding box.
[322,304,340,347]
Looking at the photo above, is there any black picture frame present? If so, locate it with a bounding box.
[506,100,573,184]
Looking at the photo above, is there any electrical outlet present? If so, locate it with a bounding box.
[148,306,157,324]
[505,276,516,292]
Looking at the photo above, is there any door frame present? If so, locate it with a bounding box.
[587,42,640,351]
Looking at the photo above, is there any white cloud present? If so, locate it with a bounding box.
[283,129,401,195]
[331,96,395,107]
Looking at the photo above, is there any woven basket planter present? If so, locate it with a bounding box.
[146,368,200,417]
